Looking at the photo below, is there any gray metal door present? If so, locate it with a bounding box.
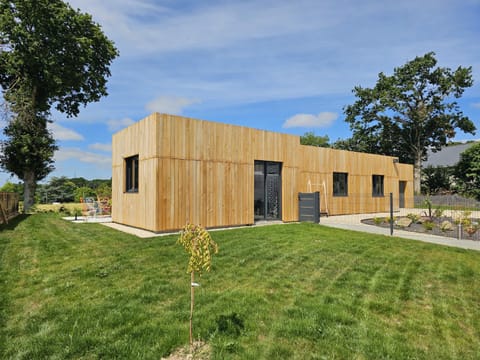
[298,192,320,223]
[399,181,406,208]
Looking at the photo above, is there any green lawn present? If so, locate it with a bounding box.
[1,214,480,359]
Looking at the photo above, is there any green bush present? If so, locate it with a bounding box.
[406,213,421,223]
[433,208,444,218]
[423,221,435,231]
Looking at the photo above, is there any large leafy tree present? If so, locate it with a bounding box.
[421,165,453,195]
[1,111,57,206]
[454,142,480,200]
[343,52,475,194]
[0,0,118,211]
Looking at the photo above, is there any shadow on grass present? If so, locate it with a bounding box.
[0,213,29,232]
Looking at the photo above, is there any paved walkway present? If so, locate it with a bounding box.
[64,210,480,251]
[320,210,480,252]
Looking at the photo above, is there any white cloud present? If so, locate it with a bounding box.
[67,1,329,54]
[107,117,136,132]
[145,95,201,115]
[472,102,480,109]
[66,0,480,107]
[48,122,84,141]
[282,112,338,128]
[89,143,112,152]
[55,147,111,165]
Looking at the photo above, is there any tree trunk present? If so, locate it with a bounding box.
[23,169,36,212]
[413,153,422,195]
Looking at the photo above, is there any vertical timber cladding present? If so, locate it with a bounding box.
[298,144,413,215]
[142,113,301,231]
[112,113,413,232]
[112,113,159,230]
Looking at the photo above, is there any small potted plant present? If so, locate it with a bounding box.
[73,207,82,221]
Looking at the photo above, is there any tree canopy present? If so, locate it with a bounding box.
[343,52,475,193]
[455,142,480,200]
[300,132,330,147]
[1,114,57,180]
[421,165,453,195]
[35,176,111,203]
[0,0,119,117]
[0,0,118,211]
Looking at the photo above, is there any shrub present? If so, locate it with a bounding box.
[440,221,453,232]
[423,197,433,218]
[465,223,479,237]
[423,221,435,231]
[406,213,421,223]
[453,211,472,226]
[384,216,396,224]
[433,208,444,218]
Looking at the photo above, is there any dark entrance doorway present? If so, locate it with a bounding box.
[399,181,407,208]
[254,161,282,221]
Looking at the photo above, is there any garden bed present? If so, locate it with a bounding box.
[362,214,480,241]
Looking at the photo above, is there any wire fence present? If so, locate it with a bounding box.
[414,194,480,210]
[320,193,480,241]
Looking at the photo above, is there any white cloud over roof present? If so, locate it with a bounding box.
[145,96,201,115]
[106,118,136,132]
[283,112,337,128]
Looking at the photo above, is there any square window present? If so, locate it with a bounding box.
[372,175,384,197]
[125,155,139,193]
[333,172,348,196]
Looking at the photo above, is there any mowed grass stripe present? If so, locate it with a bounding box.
[1,214,480,359]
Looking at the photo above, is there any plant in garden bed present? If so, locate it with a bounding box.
[423,197,433,219]
[406,213,421,223]
[433,207,444,218]
[452,211,472,230]
[440,220,454,233]
[384,216,396,224]
[422,220,435,231]
[464,223,479,237]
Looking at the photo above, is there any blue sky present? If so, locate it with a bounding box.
[1,0,480,185]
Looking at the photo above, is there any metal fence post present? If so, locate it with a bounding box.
[390,192,394,236]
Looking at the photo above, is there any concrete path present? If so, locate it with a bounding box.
[320,211,480,252]
[64,210,480,251]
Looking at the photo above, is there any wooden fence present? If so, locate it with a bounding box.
[0,192,20,224]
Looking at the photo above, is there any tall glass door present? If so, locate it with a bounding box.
[254,161,282,221]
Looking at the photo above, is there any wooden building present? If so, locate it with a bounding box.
[112,113,413,232]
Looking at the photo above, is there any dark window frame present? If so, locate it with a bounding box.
[125,155,139,193]
[372,174,384,197]
[333,172,348,197]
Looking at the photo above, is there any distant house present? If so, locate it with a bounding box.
[423,142,479,167]
[112,113,413,232]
